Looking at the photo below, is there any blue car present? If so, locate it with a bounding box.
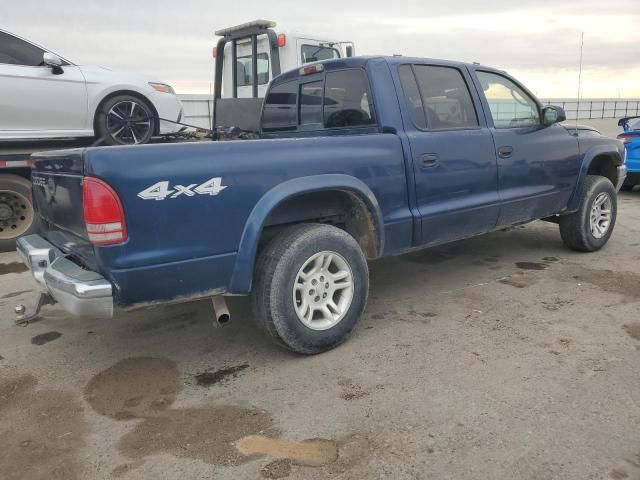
[618,116,640,191]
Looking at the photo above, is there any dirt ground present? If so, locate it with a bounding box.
[1,190,639,480]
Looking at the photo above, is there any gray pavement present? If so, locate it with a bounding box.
[1,189,639,480]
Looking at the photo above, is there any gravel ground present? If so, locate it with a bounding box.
[1,189,639,480]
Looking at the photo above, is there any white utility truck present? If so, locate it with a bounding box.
[212,20,354,131]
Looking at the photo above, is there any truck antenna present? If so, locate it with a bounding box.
[576,32,584,129]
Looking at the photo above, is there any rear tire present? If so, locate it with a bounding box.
[559,175,617,252]
[251,223,369,354]
[95,94,156,146]
[0,174,37,252]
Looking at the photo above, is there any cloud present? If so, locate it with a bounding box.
[1,0,638,96]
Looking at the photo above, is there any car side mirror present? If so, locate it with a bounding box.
[43,52,64,75]
[345,45,354,57]
[542,105,566,126]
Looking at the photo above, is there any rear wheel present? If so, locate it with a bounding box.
[559,175,617,252]
[95,95,156,146]
[0,174,37,252]
[251,223,369,354]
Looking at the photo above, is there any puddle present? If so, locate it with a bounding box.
[118,406,277,466]
[623,324,640,341]
[237,435,338,466]
[569,266,640,301]
[0,375,86,480]
[193,363,250,387]
[31,331,62,346]
[84,357,181,419]
[0,262,27,275]
[1,289,33,299]
[516,261,548,271]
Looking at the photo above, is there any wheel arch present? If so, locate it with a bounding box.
[567,146,624,211]
[228,174,385,294]
[92,89,160,137]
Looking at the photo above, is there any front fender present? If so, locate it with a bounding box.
[228,174,385,294]
[567,144,624,210]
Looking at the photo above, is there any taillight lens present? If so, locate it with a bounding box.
[277,34,286,47]
[83,177,127,245]
[617,132,639,144]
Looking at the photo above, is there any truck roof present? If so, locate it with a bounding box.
[271,55,500,86]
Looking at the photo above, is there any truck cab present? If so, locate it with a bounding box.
[212,20,353,131]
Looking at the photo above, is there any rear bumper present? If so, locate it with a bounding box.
[17,234,113,318]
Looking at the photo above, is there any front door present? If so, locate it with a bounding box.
[0,31,88,137]
[472,70,581,227]
[398,63,500,246]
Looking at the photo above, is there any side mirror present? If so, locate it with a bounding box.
[43,52,64,75]
[543,105,566,126]
[345,45,354,58]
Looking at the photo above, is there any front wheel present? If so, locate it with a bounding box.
[558,175,617,252]
[95,95,156,146]
[251,223,369,354]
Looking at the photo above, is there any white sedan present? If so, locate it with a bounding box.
[0,29,183,145]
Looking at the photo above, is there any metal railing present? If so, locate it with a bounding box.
[541,99,640,120]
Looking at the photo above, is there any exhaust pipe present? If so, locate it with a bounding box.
[211,296,231,326]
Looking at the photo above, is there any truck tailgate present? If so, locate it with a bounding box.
[31,148,96,268]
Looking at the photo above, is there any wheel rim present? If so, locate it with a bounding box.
[0,190,34,240]
[589,192,612,239]
[292,251,354,331]
[106,100,152,144]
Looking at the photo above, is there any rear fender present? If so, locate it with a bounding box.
[228,174,384,294]
[567,145,623,210]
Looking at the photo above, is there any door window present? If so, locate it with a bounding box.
[301,45,340,64]
[323,69,376,128]
[262,81,297,131]
[0,32,45,66]
[477,71,540,128]
[405,65,479,130]
[236,53,270,87]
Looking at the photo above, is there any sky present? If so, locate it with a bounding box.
[2,0,639,98]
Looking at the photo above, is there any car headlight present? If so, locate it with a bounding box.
[149,82,175,94]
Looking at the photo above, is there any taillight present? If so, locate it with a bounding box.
[277,34,286,48]
[82,177,127,245]
[617,132,639,144]
[212,47,217,59]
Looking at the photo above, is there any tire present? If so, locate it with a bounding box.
[251,223,369,354]
[559,175,617,252]
[0,174,38,252]
[95,94,156,146]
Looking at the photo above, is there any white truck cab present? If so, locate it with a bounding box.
[212,20,354,131]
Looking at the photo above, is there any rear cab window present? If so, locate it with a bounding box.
[262,67,377,134]
[301,45,340,64]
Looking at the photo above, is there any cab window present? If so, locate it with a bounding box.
[236,53,270,87]
[477,71,540,128]
[323,69,376,128]
[301,45,340,64]
[262,81,297,132]
[0,31,45,66]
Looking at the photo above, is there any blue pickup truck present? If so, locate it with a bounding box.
[17,56,626,354]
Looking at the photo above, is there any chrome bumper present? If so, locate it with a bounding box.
[617,165,627,191]
[16,234,113,318]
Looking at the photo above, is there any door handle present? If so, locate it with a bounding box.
[498,146,513,159]
[419,153,439,168]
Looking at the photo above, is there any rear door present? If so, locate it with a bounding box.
[0,31,88,137]
[471,70,580,226]
[397,63,499,246]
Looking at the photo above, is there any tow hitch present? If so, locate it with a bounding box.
[14,292,55,326]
